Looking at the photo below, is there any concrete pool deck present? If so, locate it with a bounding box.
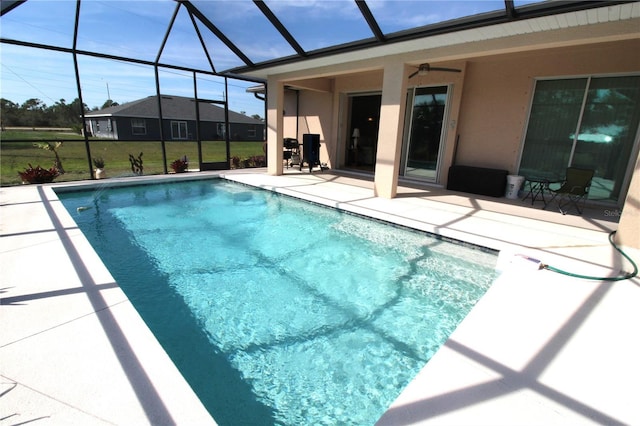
[1,169,639,425]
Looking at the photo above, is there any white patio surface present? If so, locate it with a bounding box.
[1,169,638,425]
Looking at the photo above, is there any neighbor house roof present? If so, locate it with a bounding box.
[85,95,263,125]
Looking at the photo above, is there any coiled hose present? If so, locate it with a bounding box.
[540,231,638,281]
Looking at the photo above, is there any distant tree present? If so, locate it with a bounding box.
[0,98,20,128]
[251,114,264,122]
[46,98,87,129]
[50,99,72,127]
[21,98,46,127]
[101,99,119,109]
[0,97,89,129]
[21,98,44,111]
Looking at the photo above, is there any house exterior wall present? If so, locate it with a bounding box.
[114,117,162,140]
[88,118,119,139]
[283,90,299,141]
[88,117,264,141]
[455,39,640,175]
[297,90,333,164]
[280,87,333,165]
[272,37,640,248]
[281,39,639,188]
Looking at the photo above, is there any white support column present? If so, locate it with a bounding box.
[266,77,284,175]
[616,151,640,250]
[374,61,408,198]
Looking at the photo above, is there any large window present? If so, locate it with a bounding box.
[171,121,188,140]
[519,76,640,203]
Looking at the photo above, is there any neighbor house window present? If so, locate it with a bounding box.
[519,75,640,203]
[171,121,188,139]
[217,123,226,140]
[248,125,256,138]
[131,119,146,135]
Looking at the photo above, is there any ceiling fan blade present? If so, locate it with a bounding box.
[408,70,419,78]
[429,67,461,73]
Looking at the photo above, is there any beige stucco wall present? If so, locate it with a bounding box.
[280,39,639,186]
[455,39,640,175]
[281,87,334,167]
[282,90,299,141]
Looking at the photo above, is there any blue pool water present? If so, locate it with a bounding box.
[58,179,497,425]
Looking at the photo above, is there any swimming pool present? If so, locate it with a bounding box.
[58,178,498,425]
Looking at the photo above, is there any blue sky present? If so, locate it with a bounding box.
[0,0,538,118]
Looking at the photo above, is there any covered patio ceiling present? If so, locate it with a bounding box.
[1,0,634,82]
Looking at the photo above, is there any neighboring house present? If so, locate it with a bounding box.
[85,95,264,142]
[240,2,640,249]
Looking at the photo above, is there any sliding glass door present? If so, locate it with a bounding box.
[345,93,381,172]
[519,76,640,203]
[403,86,449,181]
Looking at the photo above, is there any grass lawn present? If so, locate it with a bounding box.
[1,130,265,186]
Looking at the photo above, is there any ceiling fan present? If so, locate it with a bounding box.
[408,63,461,78]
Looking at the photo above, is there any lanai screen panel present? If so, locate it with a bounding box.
[191,0,297,65]
[263,0,372,51]
[366,0,505,34]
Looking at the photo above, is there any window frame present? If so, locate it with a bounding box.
[131,118,147,135]
[171,120,188,140]
[517,73,640,204]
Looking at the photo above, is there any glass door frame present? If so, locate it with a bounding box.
[401,84,453,183]
[343,91,382,173]
[517,74,640,204]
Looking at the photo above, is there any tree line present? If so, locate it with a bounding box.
[0,97,262,131]
[0,98,118,131]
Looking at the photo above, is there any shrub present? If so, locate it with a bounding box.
[230,155,266,169]
[170,157,189,173]
[93,157,105,169]
[18,164,59,184]
[249,155,266,167]
[129,152,143,175]
[230,156,241,169]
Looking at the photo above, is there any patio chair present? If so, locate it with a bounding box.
[545,167,594,215]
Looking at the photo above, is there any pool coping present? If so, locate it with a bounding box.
[2,170,639,425]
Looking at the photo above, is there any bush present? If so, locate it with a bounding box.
[93,157,105,168]
[230,155,266,169]
[18,164,59,184]
[170,157,189,173]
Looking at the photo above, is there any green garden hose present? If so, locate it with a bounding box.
[539,231,638,281]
